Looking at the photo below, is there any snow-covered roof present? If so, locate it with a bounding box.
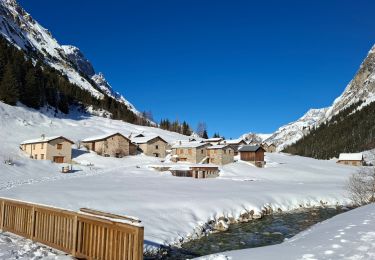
[207,145,230,150]
[131,135,167,144]
[169,164,219,171]
[172,142,209,149]
[338,153,363,161]
[21,136,74,145]
[82,132,128,142]
[220,138,246,145]
[205,138,223,142]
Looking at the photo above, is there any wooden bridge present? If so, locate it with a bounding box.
[0,197,144,260]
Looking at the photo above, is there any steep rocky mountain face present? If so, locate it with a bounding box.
[0,0,139,115]
[266,108,328,151]
[265,44,375,151]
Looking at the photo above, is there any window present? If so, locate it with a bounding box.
[155,145,159,150]
[57,144,62,150]
[33,144,35,150]
[224,149,227,154]
[41,143,44,149]
[41,154,44,159]
[34,154,38,159]
[201,149,204,154]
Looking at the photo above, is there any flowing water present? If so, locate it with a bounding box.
[149,207,350,260]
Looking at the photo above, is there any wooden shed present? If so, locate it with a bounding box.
[337,153,364,166]
[238,145,266,168]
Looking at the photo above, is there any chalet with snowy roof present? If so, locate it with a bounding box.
[82,133,136,158]
[171,142,211,163]
[337,153,364,166]
[220,138,247,155]
[131,135,168,158]
[207,145,234,165]
[20,135,74,163]
[238,145,266,168]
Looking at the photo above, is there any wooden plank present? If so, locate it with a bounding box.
[80,208,141,223]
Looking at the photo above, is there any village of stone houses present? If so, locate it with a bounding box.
[0,100,373,260]
[1,1,375,260]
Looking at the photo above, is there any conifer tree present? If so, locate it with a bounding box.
[0,63,19,105]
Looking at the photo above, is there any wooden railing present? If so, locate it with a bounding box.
[0,198,144,260]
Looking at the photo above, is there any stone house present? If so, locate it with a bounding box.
[207,145,234,165]
[221,138,247,155]
[20,135,74,163]
[238,145,266,168]
[267,143,277,153]
[81,133,135,158]
[171,142,211,163]
[337,153,364,166]
[131,135,168,158]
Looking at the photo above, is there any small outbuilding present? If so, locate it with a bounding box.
[131,135,168,158]
[82,133,134,158]
[207,145,234,165]
[238,145,266,168]
[20,135,74,163]
[337,153,364,166]
[170,165,220,179]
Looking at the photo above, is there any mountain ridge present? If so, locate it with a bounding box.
[264,43,375,150]
[0,0,140,116]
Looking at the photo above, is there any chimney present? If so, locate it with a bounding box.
[41,134,45,140]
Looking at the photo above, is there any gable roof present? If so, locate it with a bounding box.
[205,137,224,142]
[131,135,167,144]
[221,138,246,145]
[82,132,129,142]
[338,153,363,161]
[172,141,210,149]
[238,145,265,152]
[21,136,74,145]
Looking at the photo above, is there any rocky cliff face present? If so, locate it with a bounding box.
[0,0,140,115]
[265,44,375,150]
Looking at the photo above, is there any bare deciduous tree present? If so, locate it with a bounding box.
[347,167,375,206]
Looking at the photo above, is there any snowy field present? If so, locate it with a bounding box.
[197,203,375,260]
[0,102,363,258]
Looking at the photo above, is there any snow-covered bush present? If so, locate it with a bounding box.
[347,167,375,205]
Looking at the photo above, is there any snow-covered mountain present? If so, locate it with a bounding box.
[265,108,328,151]
[0,0,140,115]
[265,43,375,150]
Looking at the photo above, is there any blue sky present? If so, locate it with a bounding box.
[19,0,375,138]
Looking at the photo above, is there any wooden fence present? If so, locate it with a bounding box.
[0,198,144,260]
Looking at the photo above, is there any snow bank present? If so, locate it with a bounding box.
[197,203,375,260]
